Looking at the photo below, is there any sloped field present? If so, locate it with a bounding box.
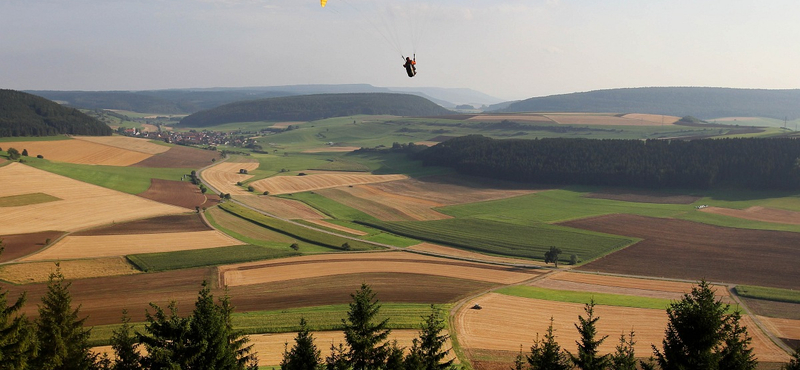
[1,139,152,165]
[0,257,140,284]
[237,194,325,219]
[138,179,218,209]
[701,206,800,225]
[202,160,259,195]
[73,135,170,155]
[249,173,406,195]
[317,185,450,221]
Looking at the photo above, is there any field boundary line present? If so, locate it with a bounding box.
[727,285,793,354]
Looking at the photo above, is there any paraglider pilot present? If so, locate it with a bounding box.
[403,55,416,77]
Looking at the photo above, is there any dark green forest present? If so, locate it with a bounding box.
[178,93,453,127]
[0,90,112,137]
[415,135,800,190]
[496,87,800,120]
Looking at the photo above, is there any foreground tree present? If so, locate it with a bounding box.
[609,330,637,370]
[0,242,37,370]
[109,310,141,370]
[406,305,454,370]
[281,318,322,370]
[569,300,609,370]
[343,284,391,370]
[527,317,571,370]
[784,347,800,370]
[33,264,98,370]
[653,279,756,370]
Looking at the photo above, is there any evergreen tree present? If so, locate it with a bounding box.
[342,283,391,370]
[609,330,637,370]
[569,300,609,370]
[0,241,37,370]
[281,318,322,370]
[718,311,757,370]
[383,341,405,370]
[784,347,800,370]
[137,301,192,369]
[527,317,571,370]
[109,310,141,370]
[511,347,526,370]
[324,343,350,370]
[407,305,454,370]
[33,263,98,370]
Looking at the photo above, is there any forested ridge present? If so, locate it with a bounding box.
[496,87,800,120]
[415,135,800,190]
[0,89,112,137]
[178,93,453,127]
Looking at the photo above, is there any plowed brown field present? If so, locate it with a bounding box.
[21,230,242,261]
[0,257,140,284]
[220,252,540,287]
[566,214,800,290]
[73,135,170,155]
[138,179,218,209]
[455,293,789,364]
[202,160,259,195]
[701,206,800,225]
[317,186,450,221]
[0,231,65,262]
[368,175,541,205]
[1,139,152,165]
[130,145,220,168]
[250,173,407,195]
[72,214,210,236]
[237,195,325,219]
[0,163,187,235]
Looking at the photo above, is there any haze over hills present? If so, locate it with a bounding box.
[178,93,453,127]
[495,87,800,120]
[0,89,111,137]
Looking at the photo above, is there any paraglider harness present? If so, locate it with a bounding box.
[403,55,416,78]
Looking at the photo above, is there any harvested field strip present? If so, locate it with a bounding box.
[455,293,789,363]
[497,285,674,310]
[0,193,60,207]
[202,160,259,195]
[0,231,65,262]
[584,189,701,204]
[218,203,379,251]
[357,218,633,261]
[138,179,218,210]
[221,252,540,287]
[408,243,544,266]
[544,114,671,126]
[301,146,361,153]
[280,192,378,221]
[466,114,553,123]
[701,206,800,225]
[545,272,731,300]
[758,316,800,343]
[130,145,221,168]
[368,175,541,205]
[304,219,369,235]
[21,230,242,261]
[236,194,325,220]
[0,163,187,235]
[735,285,800,304]
[206,207,296,243]
[127,245,300,272]
[568,214,800,290]
[72,214,210,236]
[0,139,153,166]
[318,185,451,221]
[73,135,170,154]
[621,113,681,124]
[0,257,140,284]
[310,158,370,171]
[249,173,407,195]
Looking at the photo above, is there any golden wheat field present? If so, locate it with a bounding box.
[621,113,681,125]
[237,194,325,219]
[0,257,140,284]
[219,251,541,287]
[758,316,800,344]
[202,160,260,195]
[407,243,545,266]
[0,163,187,235]
[545,114,673,126]
[249,173,407,195]
[20,230,242,261]
[73,135,171,155]
[304,219,368,235]
[454,293,789,363]
[316,185,451,221]
[701,206,800,225]
[1,139,153,165]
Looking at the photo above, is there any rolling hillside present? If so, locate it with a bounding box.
[0,89,112,137]
[496,87,800,120]
[178,93,453,127]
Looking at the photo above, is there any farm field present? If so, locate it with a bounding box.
[566,214,800,290]
[137,178,219,209]
[0,192,61,207]
[317,186,451,221]
[249,172,407,195]
[205,207,304,245]
[454,293,790,366]
[0,162,187,235]
[701,206,800,225]
[584,188,702,204]
[407,243,544,266]
[71,214,211,235]
[304,219,368,235]
[129,145,221,168]
[201,159,259,195]
[219,251,541,287]
[544,113,678,126]
[236,194,325,219]
[758,316,800,347]
[20,230,242,261]
[0,257,140,284]
[349,175,543,205]
[127,245,300,272]
[72,135,170,155]
[0,231,65,262]
[1,138,152,165]
[302,146,361,153]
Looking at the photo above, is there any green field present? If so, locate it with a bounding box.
[0,192,60,207]
[23,156,190,194]
[0,136,71,143]
[127,245,300,272]
[734,285,800,304]
[357,218,634,262]
[218,203,381,252]
[496,286,674,310]
[279,192,379,222]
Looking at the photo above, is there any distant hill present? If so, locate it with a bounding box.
[0,89,112,137]
[178,93,453,127]
[496,87,800,120]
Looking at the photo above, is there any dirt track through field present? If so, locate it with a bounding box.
[0,163,187,235]
[455,293,789,363]
[701,206,800,225]
[249,173,407,195]
[237,195,325,219]
[220,252,540,287]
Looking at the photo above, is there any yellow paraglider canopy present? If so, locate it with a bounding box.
[320,0,327,7]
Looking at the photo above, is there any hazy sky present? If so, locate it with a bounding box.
[2,0,799,100]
